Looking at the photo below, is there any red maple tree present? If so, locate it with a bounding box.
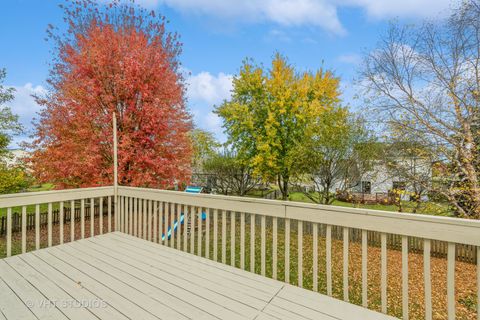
[29,0,192,189]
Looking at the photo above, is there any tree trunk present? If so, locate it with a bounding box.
[278,175,289,200]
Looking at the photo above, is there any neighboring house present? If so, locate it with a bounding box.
[348,161,391,194]
[347,157,432,201]
[313,156,432,202]
[3,149,29,167]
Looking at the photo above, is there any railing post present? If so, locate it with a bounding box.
[113,112,119,232]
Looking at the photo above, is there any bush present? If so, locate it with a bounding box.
[0,164,31,194]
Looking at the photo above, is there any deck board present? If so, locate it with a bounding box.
[68,241,216,320]
[4,256,96,320]
[18,253,128,320]
[95,235,275,303]
[0,275,36,320]
[78,239,264,316]
[0,232,397,320]
[0,260,68,320]
[99,234,276,301]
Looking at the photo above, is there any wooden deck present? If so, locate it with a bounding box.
[0,232,396,320]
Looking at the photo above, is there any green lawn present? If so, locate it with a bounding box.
[288,192,453,217]
[26,183,55,192]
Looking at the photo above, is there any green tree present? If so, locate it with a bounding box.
[189,128,220,172]
[0,166,30,193]
[203,150,260,196]
[216,54,341,200]
[0,68,29,193]
[0,69,21,155]
[294,110,377,204]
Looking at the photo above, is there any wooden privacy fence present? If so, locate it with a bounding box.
[0,203,108,236]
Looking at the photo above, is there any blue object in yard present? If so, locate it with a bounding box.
[185,186,203,193]
[161,186,206,241]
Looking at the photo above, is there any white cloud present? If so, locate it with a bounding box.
[205,111,222,129]
[262,0,344,34]
[204,111,225,141]
[149,0,345,34]
[186,71,232,141]
[6,83,45,147]
[186,72,233,106]
[137,0,457,34]
[9,83,45,119]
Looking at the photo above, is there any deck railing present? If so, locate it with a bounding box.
[0,187,114,256]
[1,185,480,320]
[118,186,480,320]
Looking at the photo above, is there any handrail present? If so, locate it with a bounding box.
[0,186,114,208]
[118,186,480,246]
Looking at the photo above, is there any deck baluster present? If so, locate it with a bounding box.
[272,217,277,280]
[402,235,409,320]
[313,223,318,291]
[250,213,256,273]
[381,232,387,313]
[424,239,432,320]
[230,211,235,266]
[326,224,332,296]
[362,229,368,307]
[213,208,218,260]
[285,218,290,283]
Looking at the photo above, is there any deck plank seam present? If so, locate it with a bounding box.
[20,255,127,319]
[1,259,70,319]
[253,285,285,320]
[82,238,267,310]
[103,233,281,296]
[270,296,341,320]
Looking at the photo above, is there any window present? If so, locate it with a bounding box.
[361,181,371,194]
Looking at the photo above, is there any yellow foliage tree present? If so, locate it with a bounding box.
[216,54,341,199]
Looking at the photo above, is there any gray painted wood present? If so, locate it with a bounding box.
[19,252,128,320]
[0,232,396,320]
[0,275,36,320]
[5,256,97,320]
[0,260,68,319]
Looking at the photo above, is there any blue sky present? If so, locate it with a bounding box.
[0,0,457,147]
